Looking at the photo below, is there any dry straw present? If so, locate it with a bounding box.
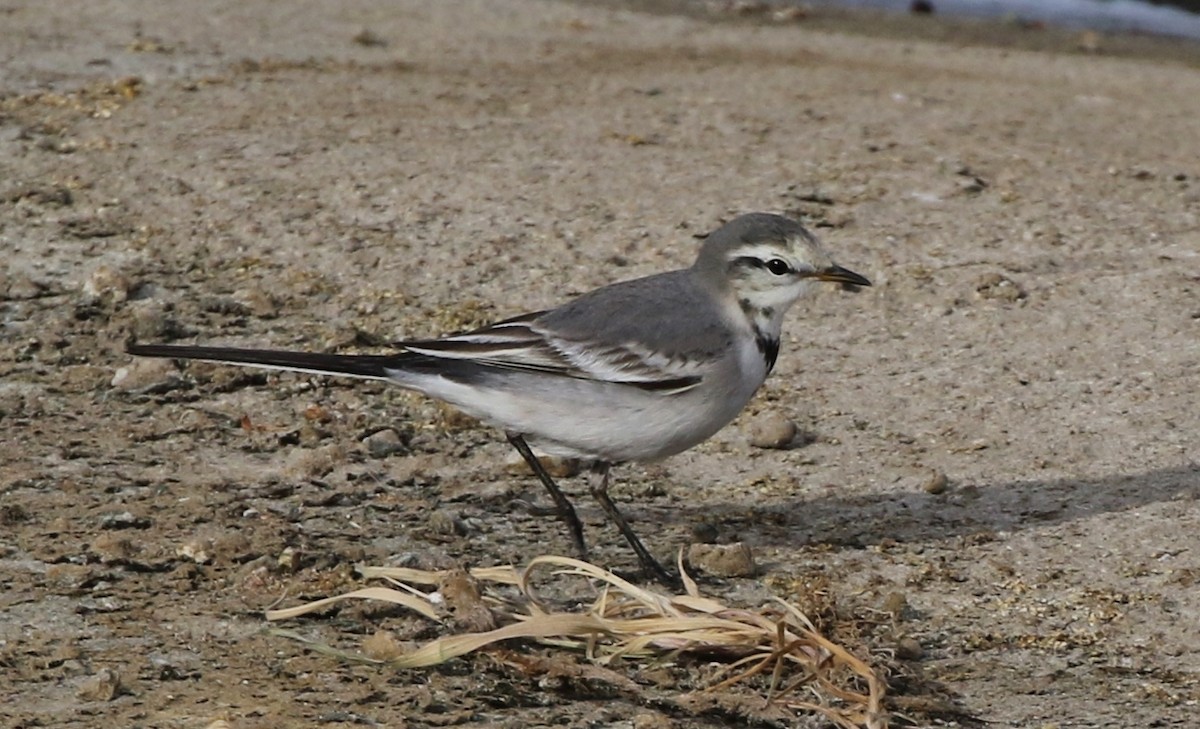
[266,555,887,729]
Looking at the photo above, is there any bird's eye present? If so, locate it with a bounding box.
[765,258,792,276]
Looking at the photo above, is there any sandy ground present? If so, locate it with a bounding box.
[2,0,1199,726]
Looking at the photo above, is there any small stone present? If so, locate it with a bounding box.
[956,175,987,194]
[504,450,581,478]
[690,521,720,544]
[46,564,96,591]
[3,272,48,300]
[363,428,406,458]
[0,503,30,525]
[125,300,177,340]
[237,559,273,591]
[6,183,73,207]
[111,357,186,394]
[147,652,201,681]
[362,630,407,661]
[77,668,122,701]
[91,533,137,563]
[341,545,368,563]
[82,264,132,305]
[177,536,213,564]
[746,413,798,449]
[55,364,106,393]
[283,444,343,479]
[296,422,324,448]
[727,0,769,15]
[300,403,333,423]
[199,295,251,316]
[352,29,388,47]
[428,509,468,536]
[880,591,909,617]
[211,531,255,563]
[440,567,497,632]
[923,469,949,495]
[895,636,925,660]
[772,6,808,22]
[974,272,1026,302]
[39,135,77,155]
[231,287,279,319]
[276,546,300,573]
[98,511,150,529]
[633,713,675,729]
[686,542,756,577]
[1077,30,1101,52]
[50,642,84,666]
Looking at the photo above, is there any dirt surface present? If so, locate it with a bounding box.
[2,1,1199,727]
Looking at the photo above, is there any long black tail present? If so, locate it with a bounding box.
[126,344,401,380]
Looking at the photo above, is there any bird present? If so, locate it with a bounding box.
[127,213,870,582]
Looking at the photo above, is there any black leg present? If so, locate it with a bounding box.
[587,463,675,585]
[505,432,588,560]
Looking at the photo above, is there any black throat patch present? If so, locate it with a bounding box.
[740,298,781,374]
[756,332,780,375]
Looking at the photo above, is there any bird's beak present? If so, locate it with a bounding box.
[816,264,871,287]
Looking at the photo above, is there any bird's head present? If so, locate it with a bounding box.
[694,213,870,327]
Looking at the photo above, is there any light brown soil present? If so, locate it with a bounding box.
[2,1,1198,727]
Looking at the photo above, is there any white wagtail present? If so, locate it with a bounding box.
[127,213,869,582]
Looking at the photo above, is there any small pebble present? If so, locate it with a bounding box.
[1077,30,1101,52]
[276,546,300,573]
[91,533,136,563]
[363,428,406,458]
[440,567,497,632]
[686,541,756,577]
[504,450,581,478]
[746,412,798,449]
[231,286,279,318]
[211,531,255,563]
[46,564,96,591]
[147,652,201,681]
[690,521,720,544]
[296,422,324,448]
[361,630,407,661]
[772,6,808,22]
[50,642,83,666]
[98,510,150,529]
[6,183,73,207]
[283,444,343,479]
[177,536,213,564]
[352,29,388,47]
[633,713,675,729]
[82,264,132,305]
[880,591,909,617]
[975,272,1026,302]
[3,273,48,300]
[895,636,925,660]
[125,300,176,340]
[923,469,949,495]
[111,357,185,394]
[200,295,250,315]
[427,509,468,536]
[76,668,122,701]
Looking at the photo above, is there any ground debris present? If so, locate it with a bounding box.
[268,557,890,728]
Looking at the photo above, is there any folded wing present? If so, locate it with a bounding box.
[401,312,706,394]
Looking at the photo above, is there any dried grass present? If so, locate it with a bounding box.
[266,555,887,729]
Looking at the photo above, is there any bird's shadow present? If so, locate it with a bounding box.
[668,463,1199,550]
